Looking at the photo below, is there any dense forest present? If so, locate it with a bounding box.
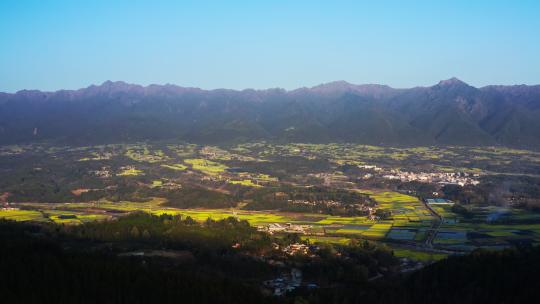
[2,216,540,303]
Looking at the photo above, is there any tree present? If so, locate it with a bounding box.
[142,229,151,239]
[130,226,140,238]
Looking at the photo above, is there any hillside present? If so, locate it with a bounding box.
[1,78,540,148]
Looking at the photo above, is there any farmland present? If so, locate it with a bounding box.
[5,187,540,262]
[2,141,540,263]
[0,191,442,251]
[4,192,430,242]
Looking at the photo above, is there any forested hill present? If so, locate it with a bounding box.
[1,78,540,148]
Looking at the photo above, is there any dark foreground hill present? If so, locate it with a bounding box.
[2,219,540,304]
[1,78,540,147]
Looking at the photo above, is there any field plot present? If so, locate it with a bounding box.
[434,206,540,251]
[184,159,228,176]
[161,164,187,171]
[228,179,262,187]
[45,210,110,224]
[362,222,393,238]
[0,209,109,224]
[301,236,352,245]
[387,228,417,241]
[392,248,448,262]
[0,209,47,222]
[430,205,459,224]
[371,192,435,241]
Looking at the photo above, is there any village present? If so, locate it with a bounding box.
[381,170,480,186]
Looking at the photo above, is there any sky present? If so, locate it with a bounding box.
[1,0,539,92]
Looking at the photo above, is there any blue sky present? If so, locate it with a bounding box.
[1,0,539,92]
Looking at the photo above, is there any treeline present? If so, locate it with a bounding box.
[0,220,274,304]
[242,185,372,215]
[62,212,274,254]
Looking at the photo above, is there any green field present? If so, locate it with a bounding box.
[161,163,187,171]
[184,158,228,176]
[392,248,448,262]
[228,179,262,187]
[0,209,47,222]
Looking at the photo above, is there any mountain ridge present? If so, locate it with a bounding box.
[1,78,540,148]
[6,77,539,95]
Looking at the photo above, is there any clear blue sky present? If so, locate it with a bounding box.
[1,0,539,92]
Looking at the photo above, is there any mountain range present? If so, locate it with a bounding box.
[1,78,540,148]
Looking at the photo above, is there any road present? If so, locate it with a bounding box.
[423,199,443,248]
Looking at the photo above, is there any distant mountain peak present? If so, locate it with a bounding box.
[82,80,144,95]
[99,80,132,88]
[307,81,395,98]
[437,77,469,87]
[310,80,355,91]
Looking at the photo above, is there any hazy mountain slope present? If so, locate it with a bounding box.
[1,79,539,147]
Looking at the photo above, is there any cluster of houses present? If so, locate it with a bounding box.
[258,223,312,234]
[289,199,342,207]
[91,166,112,178]
[399,257,425,273]
[358,165,383,171]
[282,243,320,256]
[148,179,182,190]
[381,170,480,186]
[263,268,311,296]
